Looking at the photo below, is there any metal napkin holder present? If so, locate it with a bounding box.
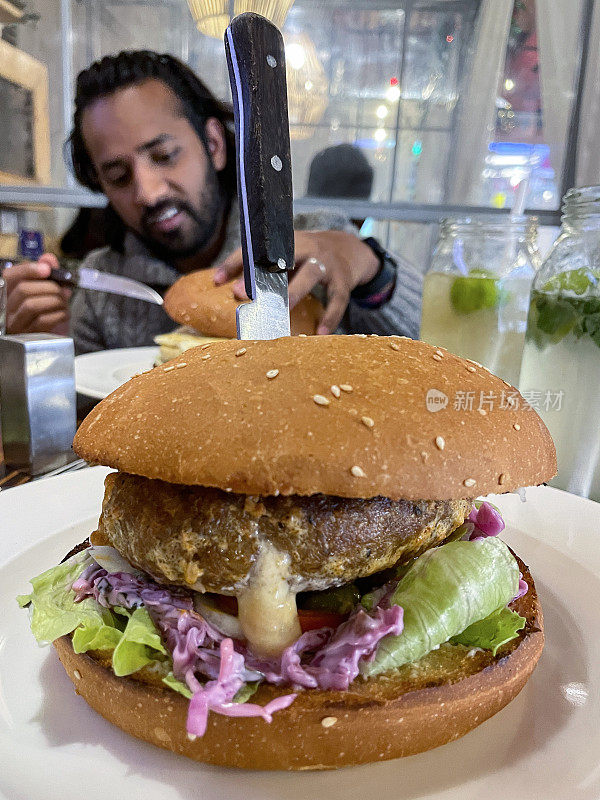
[0,334,77,475]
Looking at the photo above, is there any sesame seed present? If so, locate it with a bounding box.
[202,354,211,360]
[361,416,375,428]
[478,408,487,415]
[432,354,442,362]
[266,369,279,379]
[435,350,444,357]
[331,385,341,398]
[201,343,211,350]
[351,465,366,478]
[321,716,337,728]
[466,365,476,373]
[175,362,187,368]
[435,436,445,450]
[236,348,247,356]
[299,333,308,337]
[187,733,197,742]
[313,394,330,406]
[463,478,476,487]
[357,333,368,338]
[340,384,353,393]
[499,473,507,485]
[163,365,175,372]
[389,342,401,351]
[513,423,521,431]
[73,670,81,680]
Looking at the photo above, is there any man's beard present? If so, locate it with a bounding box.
[139,166,225,263]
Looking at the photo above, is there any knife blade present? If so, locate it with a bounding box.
[225,13,294,340]
[50,266,164,305]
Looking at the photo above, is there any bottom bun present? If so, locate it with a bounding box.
[53,556,543,771]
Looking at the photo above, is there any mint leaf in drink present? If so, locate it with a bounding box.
[527,286,600,350]
[534,295,578,340]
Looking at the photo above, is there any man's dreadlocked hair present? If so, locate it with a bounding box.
[68,50,236,199]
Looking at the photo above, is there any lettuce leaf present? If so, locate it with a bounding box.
[233,681,260,704]
[449,607,525,655]
[361,538,519,678]
[112,607,167,676]
[162,673,260,704]
[163,672,193,699]
[18,552,167,676]
[72,615,124,653]
[17,550,115,644]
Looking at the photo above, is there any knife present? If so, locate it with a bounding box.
[225,12,294,340]
[50,265,164,305]
[0,258,164,305]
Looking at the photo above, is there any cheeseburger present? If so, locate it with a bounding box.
[154,267,322,362]
[19,335,555,770]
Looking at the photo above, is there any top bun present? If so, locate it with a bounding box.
[74,335,556,501]
[163,267,322,338]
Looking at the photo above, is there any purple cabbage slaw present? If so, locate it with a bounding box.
[72,564,402,737]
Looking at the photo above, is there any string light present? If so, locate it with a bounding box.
[386,83,401,102]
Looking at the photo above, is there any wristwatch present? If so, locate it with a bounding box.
[350,237,397,308]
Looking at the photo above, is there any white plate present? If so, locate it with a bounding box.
[1,470,599,800]
[75,347,159,399]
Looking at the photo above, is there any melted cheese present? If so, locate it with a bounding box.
[237,543,301,657]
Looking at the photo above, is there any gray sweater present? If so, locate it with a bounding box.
[70,208,422,353]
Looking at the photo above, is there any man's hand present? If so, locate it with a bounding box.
[5,253,72,335]
[213,230,379,334]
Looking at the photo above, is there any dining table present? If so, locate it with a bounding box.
[0,454,33,489]
[0,420,90,489]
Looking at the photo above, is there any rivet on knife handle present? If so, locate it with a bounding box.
[225,12,294,340]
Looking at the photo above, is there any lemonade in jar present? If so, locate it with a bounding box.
[519,187,600,501]
[420,217,539,386]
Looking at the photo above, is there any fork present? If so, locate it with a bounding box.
[33,458,89,481]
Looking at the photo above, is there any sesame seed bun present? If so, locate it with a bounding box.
[53,553,543,770]
[163,267,322,337]
[74,335,556,501]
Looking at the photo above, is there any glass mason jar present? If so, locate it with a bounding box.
[0,274,5,335]
[519,186,600,501]
[420,216,539,386]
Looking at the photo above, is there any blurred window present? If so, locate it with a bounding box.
[4,0,589,271]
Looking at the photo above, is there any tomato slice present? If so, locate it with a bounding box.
[211,595,346,633]
[298,609,346,632]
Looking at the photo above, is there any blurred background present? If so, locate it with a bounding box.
[0,0,595,267]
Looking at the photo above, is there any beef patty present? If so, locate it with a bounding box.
[96,472,472,593]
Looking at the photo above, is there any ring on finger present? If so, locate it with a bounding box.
[307,256,326,275]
